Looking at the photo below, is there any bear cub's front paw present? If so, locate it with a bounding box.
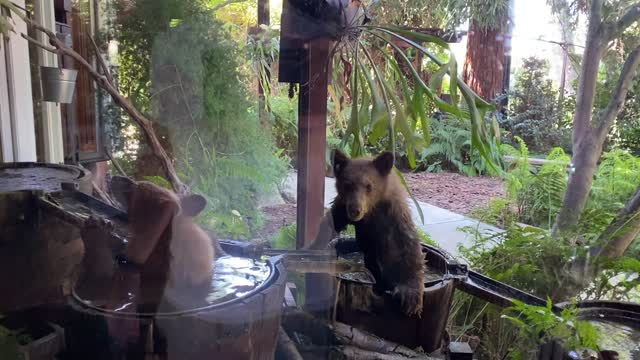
[392,284,424,317]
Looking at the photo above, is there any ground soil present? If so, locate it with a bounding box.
[257,172,505,240]
[402,172,505,215]
[256,203,297,241]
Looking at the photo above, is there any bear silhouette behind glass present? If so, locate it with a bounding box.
[308,150,426,316]
[111,176,215,302]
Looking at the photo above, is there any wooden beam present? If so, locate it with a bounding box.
[295,37,334,319]
[295,37,332,249]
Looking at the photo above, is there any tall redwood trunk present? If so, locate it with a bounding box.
[462,20,506,101]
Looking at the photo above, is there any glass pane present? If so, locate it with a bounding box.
[0,0,638,359]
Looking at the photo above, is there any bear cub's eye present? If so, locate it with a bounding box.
[366,183,372,193]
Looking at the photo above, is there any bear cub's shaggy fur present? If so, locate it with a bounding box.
[313,150,425,316]
[111,176,215,289]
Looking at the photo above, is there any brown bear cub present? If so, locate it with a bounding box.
[111,176,215,292]
[310,150,425,316]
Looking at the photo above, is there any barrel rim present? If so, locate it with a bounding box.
[0,162,90,182]
[558,300,640,323]
[335,238,454,290]
[70,256,283,319]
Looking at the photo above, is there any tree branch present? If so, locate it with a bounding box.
[570,0,605,141]
[89,35,115,85]
[597,182,640,258]
[605,2,640,41]
[9,6,187,194]
[596,45,640,141]
[20,33,57,53]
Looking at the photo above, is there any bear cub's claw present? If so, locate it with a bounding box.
[392,284,423,317]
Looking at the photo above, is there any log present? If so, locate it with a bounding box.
[281,310,335,346]
[281,310,426,358]
[276,326,304,360]
[333,322,418,358]
[330,346,434,360]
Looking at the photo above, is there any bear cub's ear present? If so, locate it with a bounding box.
[332,149,350,176]
[373,152,394,176]
[110,176,137,211]
[180,194,207,217]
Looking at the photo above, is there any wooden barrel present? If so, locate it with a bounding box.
[0,162,92,194]
[0,191,85,312]
[64,257,287,360]
[571,301,639,358]
[335,244,456,353]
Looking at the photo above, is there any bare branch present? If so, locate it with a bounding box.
[596,45,640,140]
[606,2,640,41]
[20,33,57,53]
[104,147,128,178]
[89,35,115,85]
[9,5,187,193]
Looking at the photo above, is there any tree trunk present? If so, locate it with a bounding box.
[462,19,506,101]
[552,133,602,236]
[551,0,606,237]
[597,183,640,258]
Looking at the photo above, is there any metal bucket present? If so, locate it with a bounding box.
[40,66,78,104]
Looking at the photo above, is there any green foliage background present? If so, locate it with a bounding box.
[114,0,286,238]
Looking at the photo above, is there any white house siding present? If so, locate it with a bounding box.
[0,0,37,162]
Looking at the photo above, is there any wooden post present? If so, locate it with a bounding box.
[295,37,331,249]
[297,38,334,325]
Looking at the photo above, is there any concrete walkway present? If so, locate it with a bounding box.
[281,173,503,259]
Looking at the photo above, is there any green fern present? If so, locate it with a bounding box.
[502,299,600,356]
[419,117,477,176]
[589,149,640,214]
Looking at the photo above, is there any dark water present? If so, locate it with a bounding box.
[337,252,444,285]
[590,320,640,359]
[74,256,271,315]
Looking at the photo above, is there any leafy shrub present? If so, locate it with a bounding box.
[467,198,517,228]
[461,225,574,298]
[419,115,501,176]
[589,149,640,214]
[0,320,27,360]
[582,257,640,302]
[501,299,599,359]
[500,139,571,229]
[271,223,297,250]
[502,57,570,153]
[269,94,298,162]
[148,13,286,238]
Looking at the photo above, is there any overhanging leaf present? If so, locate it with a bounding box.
[395,168,424,224]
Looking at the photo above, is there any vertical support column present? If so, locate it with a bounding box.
[34,0,64,163]
[0,25,13,161]
[297,38,334,324]
[296,37,331,249]
[2,0,37,162]
[257,0,270,26]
